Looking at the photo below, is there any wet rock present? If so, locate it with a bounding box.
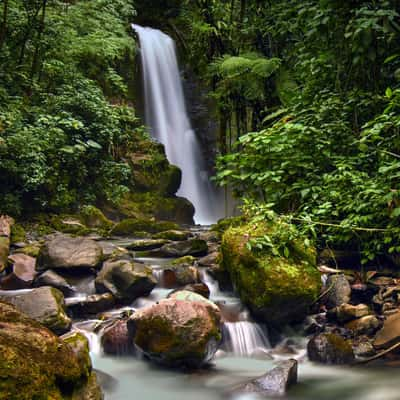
[334,303,370,323]
[198,252,219,267]
[233,359,298,397]
[345,315,381,335]
[353,339,376,358]
[159,239,208,258]
[208,264,232,292]
[161,265,199,288]
[0,236,10,273]
[0,301,97,399]
[303,314,325,335]
[0,286,71,334]
[324,274,351,309]
[128,294,221,368]
[0,254,37,289]
[153,230,192,241]
[37,234,103,272]
[95,259,156,301]
[110,218,179,236]
[14,243,41,258]
[374,311,400,350]
[66,293,116,317]
[126,239,169,251]
[34,269,75,296]
[72,372,103,400]
[250,347,274,360]
[181,283,210,299]
[307,333,355,364]
[101,319,135,355]
[62,331,92,377]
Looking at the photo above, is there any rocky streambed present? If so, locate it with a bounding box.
[2,213,400,399]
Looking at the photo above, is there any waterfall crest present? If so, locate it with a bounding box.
[132,24,222,225]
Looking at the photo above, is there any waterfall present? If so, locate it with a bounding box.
[132,24,222,225]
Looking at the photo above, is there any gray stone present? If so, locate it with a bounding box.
[324,274,351,309]
[0,286,71,334]
[335,303,370,323]
[34,269,75,296]
[126,239,169,251]
[374,311,400,350]
[159,239,208,257]
[37,234,103,271]
[0,254,37,289]
[345,315,381,335]
[66,293,116,316]
[234,359,298,397]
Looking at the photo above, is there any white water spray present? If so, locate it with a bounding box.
[132,24,222,225]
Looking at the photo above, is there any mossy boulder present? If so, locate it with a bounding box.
[159,239,208,258]
[0,287,71,334]
[10,224,26,244]
[171,255,196,266]
[220,219,321,325]
[80,206,113,230]
[0,301,101,400]
[128,295,221,368]
[0,237,10,273]
[50,215,91,236]
[153,230,192,241]
[110,217,179,236]
[14,244,41,258]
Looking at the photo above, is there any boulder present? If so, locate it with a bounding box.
[374,311,400,350]
[66,293,116,317]
[324,274,351,309]
[110,218,179,236]
[80,205,113,230]
[37,234,103,271]
[72,372,103,400]
[161,265,199,288]
[0,286,71,334]
[0,254,37,289]
[159,239,208,258]
[233,359,297,397]
[128,294,221,367]
[95,259,156,301]
[334,303,370,323]
[220,220,321,325]
[307,333,355,364]
[345,315,381,335]
[62,331,92,377]
[180,283,210,299]
[0,215,13,273]
[198,252,219,267]
[34,269,75,296]
[153,230,191,241]
[126,239,169,251]
[0,301,101,399]
[101,319,135,355]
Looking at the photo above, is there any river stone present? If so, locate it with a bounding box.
[162,265,199,288]
[0,286,71,334]
[0,301,98,399]
[126,239,169,251]
[198,252,219,267]
[37,234,103,271]
[324,274,351,309]
[153,230,191,241]
[0,237,10,273]
[374,311,400,350]
[345,315,381,335]
[0,254,37,289]
[334,303,370,323]
[307,333,355,364]
[66,293,116,317]
[34,269,75,296]
[128,295,221,367]
[101,319,135,355]
[72,372,104,400]
[95,259,156,301]
[159,239,208,258]
[62,331,92,377]
[233,359,298,397]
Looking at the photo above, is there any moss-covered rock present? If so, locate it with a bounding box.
[10,224,26,244]
[153,230,191,241]
[110,217,179,236]
[0,301,97,400]
[171,255,196,266]
[159,239,208,258]
[220,218,321,325]
[14,244,41,258]
[80,206,113,230]
[50,214,91,236]
[0,236,10,273]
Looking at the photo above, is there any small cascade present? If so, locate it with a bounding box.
[72,320,103,356]
[132,24,223,225]
[222,322,270,357]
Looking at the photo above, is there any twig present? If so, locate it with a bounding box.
[355,342,400,365]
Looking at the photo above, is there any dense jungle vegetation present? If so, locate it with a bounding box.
[1,0,400,263]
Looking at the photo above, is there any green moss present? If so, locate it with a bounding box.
[80,205,113,230]
[15,245,41,258]
[0,237,10,273]
[220,219,321,325]
[171,255,196,265]
[50,215,91,236]
[10,224,26,244]
[153,230,190,241]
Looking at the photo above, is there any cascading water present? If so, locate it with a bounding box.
[132,24,222,225]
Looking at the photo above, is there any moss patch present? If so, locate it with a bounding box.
[10,224,26,244]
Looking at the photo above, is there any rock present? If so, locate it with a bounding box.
[181,283,210,299]
[159,239,208,257]
[307,333,355,364]
[72,372,104,400]
[161,265,199,288]
[198,252,219,267]
[353,339,376,358]
[345,315,381,335]
[101,319,135,355]
[153,230,191,241]
[37,234,103,271]
[126,238,169,251]
[0,254,37,289]
[303,314,325,335]
[233,359,297,397]
[220,221,321,325]
[0,217,12,272]
[62,331,92,377]
[34,269,75,296]
[128,295,221,367]
[374,311,400,350]
[14,243,41,257]
[171,255,196,266]
[110,218,179,236]
[95,259,156,301]
[0,286,71,334]
[335,303,370,323]
[66,293,116,317]
[80,205,113,230]
[324,274,351,309]
[0,301,98,399]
